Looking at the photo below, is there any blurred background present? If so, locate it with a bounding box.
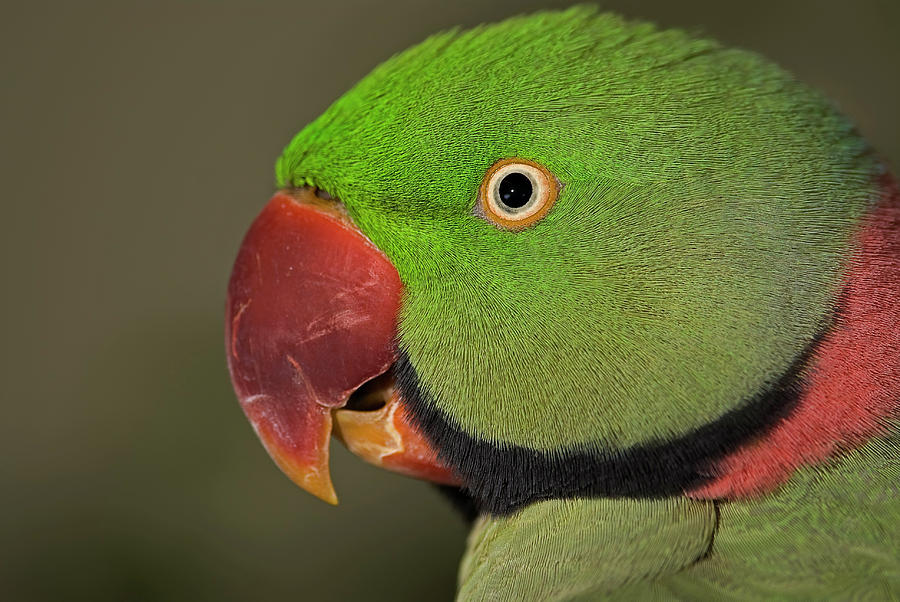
[2,1,898,600]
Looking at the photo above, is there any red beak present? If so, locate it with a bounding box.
[225,190,459,503]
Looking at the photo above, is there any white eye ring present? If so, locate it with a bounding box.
[479,158,559,230]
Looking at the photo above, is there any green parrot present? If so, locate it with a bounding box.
[225,7,900,600]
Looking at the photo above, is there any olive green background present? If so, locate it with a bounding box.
[2,1,898,600]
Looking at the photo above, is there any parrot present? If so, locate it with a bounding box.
[224,7,900,600]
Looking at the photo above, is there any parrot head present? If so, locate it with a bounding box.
[225,8,878,514]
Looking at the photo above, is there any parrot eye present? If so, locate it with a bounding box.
[478,158,559,230]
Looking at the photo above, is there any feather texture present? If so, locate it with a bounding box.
[271,7,899,598]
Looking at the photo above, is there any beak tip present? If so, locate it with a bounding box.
[305,470,339,506]
[309,483,340,506]
[258,425,340,506]
[275,447,338,506]
[280,459,340,505]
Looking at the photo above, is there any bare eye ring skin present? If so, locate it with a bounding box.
[478,158,560,230]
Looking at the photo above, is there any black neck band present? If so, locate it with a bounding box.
[395,336,821,516]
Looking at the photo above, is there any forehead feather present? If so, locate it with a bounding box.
[277,7,863,206]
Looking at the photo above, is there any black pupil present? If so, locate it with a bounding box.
[498,172,533,209]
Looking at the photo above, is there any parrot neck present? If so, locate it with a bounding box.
[401,175,900,516]
[397,334,818,515]
[690,175,900,500]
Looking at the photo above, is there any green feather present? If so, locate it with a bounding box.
[457,496,716,600]
[277,7,877,451]
[269,7,898,599]
[456,428,900,600]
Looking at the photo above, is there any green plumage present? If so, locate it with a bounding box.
[278,8,877,451]
[458,430,900,599]
[274,7,898,600]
